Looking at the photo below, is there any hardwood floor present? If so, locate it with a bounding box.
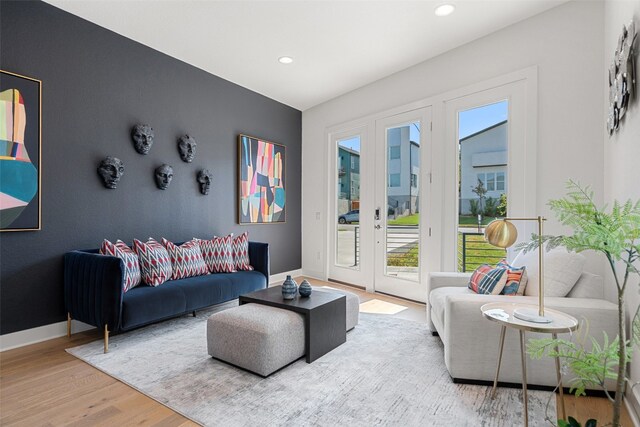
[0,277,634,426]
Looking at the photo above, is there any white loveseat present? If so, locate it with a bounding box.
[427,264,618,389]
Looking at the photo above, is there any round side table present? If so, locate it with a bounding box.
[481,302,579,427]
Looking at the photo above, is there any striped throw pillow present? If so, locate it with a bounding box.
[162,238,209,280]
[198,234,236,273]
[232,232,254,271]
[133,238,173,286]
[100,239,141,293]
[498,260,528,296]
[468,264,508,295]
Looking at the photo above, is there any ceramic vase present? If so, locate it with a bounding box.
[299,279,312,297]
[282,275,298,300]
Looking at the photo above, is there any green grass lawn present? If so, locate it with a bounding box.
[387,214,419,226]
[458,215,499,227]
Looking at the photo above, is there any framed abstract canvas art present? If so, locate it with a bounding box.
[238,134,285,224]
[0,70,41,232]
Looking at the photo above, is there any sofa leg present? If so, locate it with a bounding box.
[104,324,109,353]
[67,313,72,338]
[192,311,196,317]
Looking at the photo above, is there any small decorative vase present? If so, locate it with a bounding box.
[282,275,298,300]
[299,279,312,297]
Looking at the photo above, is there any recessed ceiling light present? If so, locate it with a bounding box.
[434,4,455,17]
[278,56,293,64]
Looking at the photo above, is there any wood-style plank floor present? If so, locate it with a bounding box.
[0,277,633,426]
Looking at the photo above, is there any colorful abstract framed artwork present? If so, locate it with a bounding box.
[238,134,286,224]
[0,70,42,232]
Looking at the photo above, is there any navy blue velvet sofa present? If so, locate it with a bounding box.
[64,241,269,351]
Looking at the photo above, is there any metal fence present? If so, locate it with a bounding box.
[458,231,505,272]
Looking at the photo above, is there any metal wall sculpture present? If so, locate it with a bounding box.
[97,156,124,189]
[608,20,637,135]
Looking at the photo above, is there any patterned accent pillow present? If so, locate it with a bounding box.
[161,238,209,280]
[468,264,508,295]
[198,234,237,273]
[232,232,254,271]
[99,239,141,293]
[133,238,173,286]
[497,260,528,296]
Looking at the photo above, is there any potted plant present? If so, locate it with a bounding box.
[521,180,640,427]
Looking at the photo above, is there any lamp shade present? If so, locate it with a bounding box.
[484,219,518,248]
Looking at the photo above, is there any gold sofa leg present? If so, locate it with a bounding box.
[67,313,72,338]
[104,324,109,353]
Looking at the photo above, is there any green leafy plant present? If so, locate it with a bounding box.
[469,199,481,216]
[497,193,508,217]
[484,196,498,217]
[471,179,487,214]
[521,180,640,427]
[558,417,597,427]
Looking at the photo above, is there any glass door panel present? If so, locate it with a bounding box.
[335,136,361,270]
[457,101,508,272]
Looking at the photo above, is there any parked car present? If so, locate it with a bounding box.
[338,209,359,224]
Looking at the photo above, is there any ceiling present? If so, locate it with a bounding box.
[45,0,568,111]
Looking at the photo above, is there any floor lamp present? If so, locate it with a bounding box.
[484,216,551,323]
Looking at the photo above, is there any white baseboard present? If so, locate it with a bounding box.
[269,269,304,285]
[0,319,94,352]
[626,390,640,427]
[2,270,304,352]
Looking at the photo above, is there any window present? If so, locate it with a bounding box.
[496,172,505,191]
[411,173,418,188]
[486,173,495,191]
[389,146,401,160]
[389,173,401,187]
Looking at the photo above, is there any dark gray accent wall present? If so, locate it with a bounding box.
[0,1,302,335]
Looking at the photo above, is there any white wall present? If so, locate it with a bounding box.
[604,0,640,419]
[302,1,605,281]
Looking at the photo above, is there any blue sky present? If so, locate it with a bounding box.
[459,100,508,139]
[338,101,507,151]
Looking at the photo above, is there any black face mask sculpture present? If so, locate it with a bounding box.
[155,164,174,190]
[98,156,124,189]
[131,124,154,155]
[197,169,212,195]
[178,135,197,163]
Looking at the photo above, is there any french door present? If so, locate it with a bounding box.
[373,108,432,302]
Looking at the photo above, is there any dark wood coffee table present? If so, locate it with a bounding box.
[239,285,346,363]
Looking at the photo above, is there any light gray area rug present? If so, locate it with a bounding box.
[67,301,555,426]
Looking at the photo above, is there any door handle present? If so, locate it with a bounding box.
[375,208,380,221]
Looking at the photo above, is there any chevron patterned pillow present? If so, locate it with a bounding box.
[232,232,254,271]
[198,234,236,273]
[162,238,209,280]
[99,239,141,292]
[133,238,173,286]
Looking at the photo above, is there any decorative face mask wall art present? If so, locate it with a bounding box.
[608,20,637,134]
[131,124,154,155]
[178,134,197,163]
[98,156,124,189]
[155,164,174,190]
[197,169,213,195]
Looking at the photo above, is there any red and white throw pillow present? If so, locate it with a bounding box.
[133,238,173,286]
[198,234,236,273]
[161,238,209,280]
[232,232,254,271]
[100,239,141,292]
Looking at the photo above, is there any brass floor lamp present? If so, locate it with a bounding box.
[484,216,551,323]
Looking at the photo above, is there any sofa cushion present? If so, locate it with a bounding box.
[198,235,236,273]
[174,271,267,311]
[121,281,186,330]
[232,232,254,271]
[468,265,508,295]
[429,286,474,331]
[99,239,141,292]
[133,238,173,286]
[162,238,209,280]
[513,247,585,297]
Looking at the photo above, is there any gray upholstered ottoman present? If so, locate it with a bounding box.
[316,286,359,331]
[206,303,304,376]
